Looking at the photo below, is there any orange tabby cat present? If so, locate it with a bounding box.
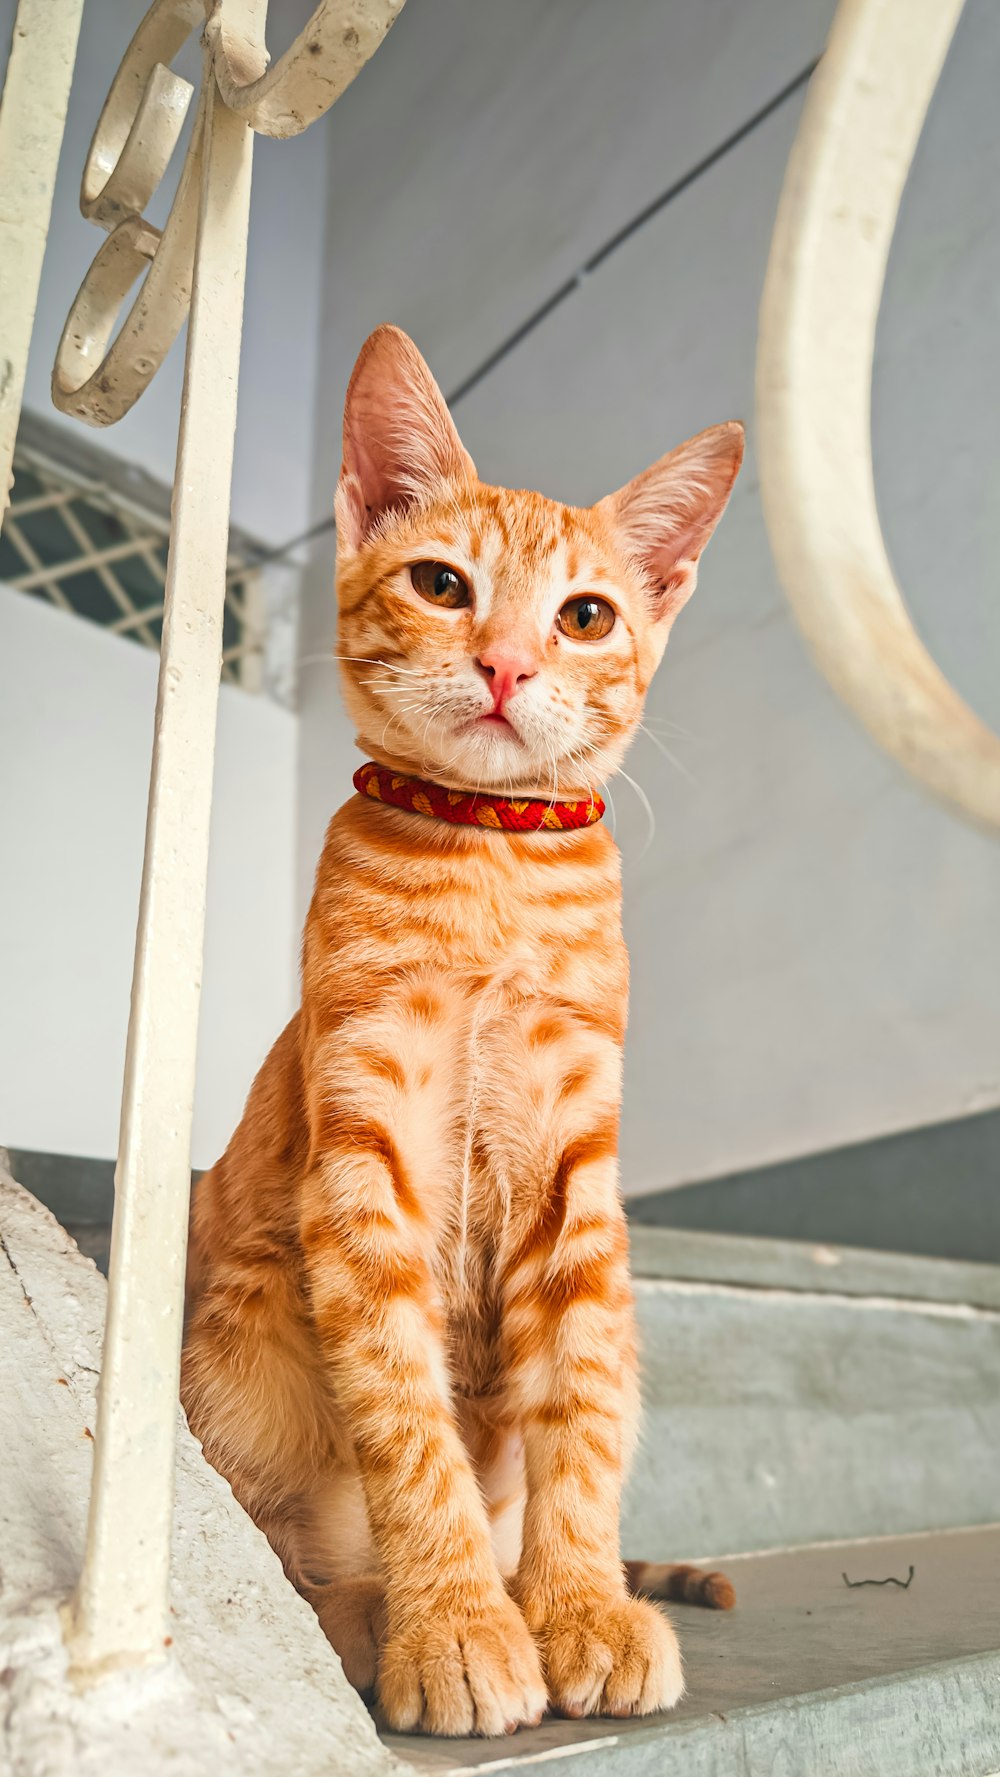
[182,326,742,1736]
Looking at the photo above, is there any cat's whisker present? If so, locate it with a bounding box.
[638,723,697,785]
[616,766,656,859]
[373,685,424,714]
[545,736,567,810]
[557,736,603,816]
[563,747,599,821]
[336,653,431,678]
[416,705,442,775]
[362,671,432,692]
[300,652,431,678]
[365,678,429,713]
[379,702,415,753]
[642,716,699,741]
[429,723,473,786]
[561,749,582,806]
[362,677,416,698]
[378,706,429,757]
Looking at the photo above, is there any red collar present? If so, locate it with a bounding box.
[353,762,605,832]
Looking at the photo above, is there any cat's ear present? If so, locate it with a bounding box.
[596,423,744,627]
[336,325,476,551]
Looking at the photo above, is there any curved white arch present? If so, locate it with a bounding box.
[756,0,1000,833]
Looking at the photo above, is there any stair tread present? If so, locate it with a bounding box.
[6,1164,997,1774]
[628,1224,1000,1310]
[382,1525,1000,1774]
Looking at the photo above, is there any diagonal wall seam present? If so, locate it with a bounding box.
[250,55,821,571]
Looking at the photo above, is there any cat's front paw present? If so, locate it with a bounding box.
[379,1591,547,1737]
[528,1592,684,1719]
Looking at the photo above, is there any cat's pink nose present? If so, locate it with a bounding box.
[475,648,537,714]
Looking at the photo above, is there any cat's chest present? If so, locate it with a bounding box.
[436,928,626,1336]
[441,849,628,1013]
[312,805,625,991]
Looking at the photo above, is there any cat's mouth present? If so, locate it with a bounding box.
[462,710,524,743]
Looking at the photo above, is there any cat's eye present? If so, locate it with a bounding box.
[410,561,471,608]
[556,596,616,641]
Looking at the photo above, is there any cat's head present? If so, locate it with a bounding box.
[335,326,742,797]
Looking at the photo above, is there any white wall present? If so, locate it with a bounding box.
[0,587,296,1168]
[0,0,327,1168]
[0,0,329,546]
[5,0,997,1190]
[299,0,1000,1191]
[296,0,837,911]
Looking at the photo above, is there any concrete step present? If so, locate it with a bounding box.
[4,1162,999,1775]
[0,1166,395,1777]
[624,1225,1000,1557]
[628,1222,1000,1308]
[384,1524,1000,1776]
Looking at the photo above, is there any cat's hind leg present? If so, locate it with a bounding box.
[186,1273,390,1693]
[294,1467,385,1694]
[301,1575,386,1695]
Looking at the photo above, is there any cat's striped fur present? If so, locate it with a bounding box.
[182,326,742,1735]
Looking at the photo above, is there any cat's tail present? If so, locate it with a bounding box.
[624,1560,736,1611]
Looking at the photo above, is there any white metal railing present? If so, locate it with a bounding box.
[757,0,1000,835]
[0,0,85,520]
[0,0,405,1684]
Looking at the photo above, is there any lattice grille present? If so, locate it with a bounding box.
[0,444,265,689]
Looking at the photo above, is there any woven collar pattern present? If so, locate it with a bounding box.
[353,762,605,832]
